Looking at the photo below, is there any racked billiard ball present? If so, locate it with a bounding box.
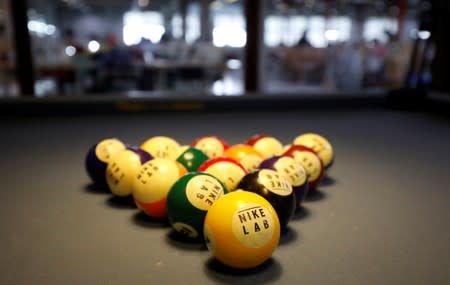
[85,138,126,188]
[283,145,324,190]
[166,172,228,239]
[105,147,153,197]
[259,155,308,209]
[175,146,209,172]
[238,169,295,232]
[224,144,263,172]
[140,136,181,160]
[246,134,284,159]
[198,157,247,191]
[191,136,228,158]
[133,158,187,219]
[293,133,334,170]
[204,190,280,269]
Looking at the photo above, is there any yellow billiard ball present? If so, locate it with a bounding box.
[105,148,152,197]
[247,134,284,159]
[203,191,280,269]
[140,136,181,160]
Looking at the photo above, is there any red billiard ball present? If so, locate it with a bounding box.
[191,136,229,158]
[283,145,324,190]
[259,155,309,209]
[198,156,247,191]
[237,169,295,232]
[293,133,334,170]
[133,158,187,219]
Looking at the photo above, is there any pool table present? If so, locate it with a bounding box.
[0,93,449,284]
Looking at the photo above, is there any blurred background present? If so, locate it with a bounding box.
[0,0,447,97]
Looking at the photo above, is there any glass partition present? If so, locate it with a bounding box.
[27,0,244,96]
[263,0,426,94]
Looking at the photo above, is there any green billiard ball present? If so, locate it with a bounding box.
[176,146,209,172]
[166,172,228,239]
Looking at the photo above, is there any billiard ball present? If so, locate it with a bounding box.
[293,133,334,170]
[203,190,280,269]
[198,157,247,191]
[133,158,187,219]
[140,136,181,160]
[166,172,228,239]
[283,145,324,190]
[175,146,209,172]
[105,147,153,197]
[85,138,126,188]
[259,155,308,209]
[246,134,284,159]
[191,136,228,158]
[237,169,295,232]
[224,144,263,172]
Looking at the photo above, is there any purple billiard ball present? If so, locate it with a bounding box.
[259,155,309,209]
[85,138,127,188]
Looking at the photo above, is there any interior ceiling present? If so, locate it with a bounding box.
[57,0,426,14]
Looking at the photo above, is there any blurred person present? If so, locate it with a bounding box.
[363,39,386,88]
[283,32,325,84]
[93,34,140,92]
[332,42,364,91]
[384,33,413,89]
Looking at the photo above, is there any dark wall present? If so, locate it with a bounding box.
[431,0,450,93]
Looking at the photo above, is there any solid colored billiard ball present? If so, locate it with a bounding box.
[133,158,187,219]
[204,190,280,269]
[105,147,153,197]
[176,146,209,172]
[293,133,334,169]
[140,136,181,160]
[85,138,126,188]
[198,157,247,191]
[283,145,324,190]
[166,172,228,239]
[191,136,228,158]
[237,169,295,232]
[246,134,284,159]
[259,155,308,209]
[224,144,263,172]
